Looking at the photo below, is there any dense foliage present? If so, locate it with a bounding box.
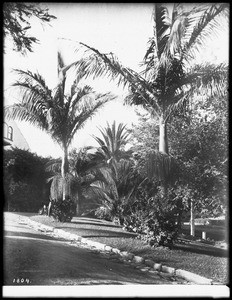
[129,85,228,221]
[3,148,51,212]
[50,197,76,222]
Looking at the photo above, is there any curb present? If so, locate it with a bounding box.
[21,216,222,285]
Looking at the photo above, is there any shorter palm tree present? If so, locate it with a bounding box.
[47,146,114,216]
[4,52,116,202]
[92,121,131,179]
[92,121,147,223]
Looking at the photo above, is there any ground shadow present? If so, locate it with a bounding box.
[173,242,228,257]
[4,230,65,242]
[57,227,137,238]
[70,221,121,229]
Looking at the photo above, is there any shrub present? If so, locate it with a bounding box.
[123,209,178,247]
[122,187,184,247]
[4,179,46,212]
[4,148,50,212]
[95,206,112,221]
[50,197,76,222]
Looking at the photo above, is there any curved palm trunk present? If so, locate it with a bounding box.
[61,146,69,200]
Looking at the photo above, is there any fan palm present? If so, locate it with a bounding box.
[74,3,228,184]
[4,52,116,201]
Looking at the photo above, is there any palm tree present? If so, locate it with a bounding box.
[92,121,131,179]
[74,3,228,184]
[4,52,116,202]
[47,146,114,216]
[92,121,142,223]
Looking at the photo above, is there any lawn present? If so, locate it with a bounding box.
[29,214,228,284]
[181,224,227,242]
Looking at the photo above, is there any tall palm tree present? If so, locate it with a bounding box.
[74,3,228,183]
[4,52,116,201]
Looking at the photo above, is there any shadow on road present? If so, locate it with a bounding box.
[57,227,137,238]
[4,230,65,242]
[70,221,121,229]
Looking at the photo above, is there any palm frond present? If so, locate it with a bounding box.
[4,103,48,130]
[181,3,228,64]
[67,93,115,146]
[186,63,228,97]
[154,4,171,57]
[165,88,194,122]
[45,158,62,173]
[13,69,52,96]
[76,42,161,115]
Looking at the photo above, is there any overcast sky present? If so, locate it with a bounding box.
[4,3,229,158]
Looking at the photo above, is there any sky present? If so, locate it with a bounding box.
[4,3,229,158]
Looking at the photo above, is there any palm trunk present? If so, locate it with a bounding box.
[76,200,82,217]
[159,116,168,193]
[159,116,168,155]
[61,146,69,200]
[75,191,82,216]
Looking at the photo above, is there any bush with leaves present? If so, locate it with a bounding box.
[4,148,51,212]
[122,187,184,247]
[50,197,76,222]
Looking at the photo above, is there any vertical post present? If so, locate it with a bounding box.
[190,199,195,236]
[202,231,206,240]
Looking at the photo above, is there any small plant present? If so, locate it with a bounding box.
[50,197,76,222]
[95,206,112,221]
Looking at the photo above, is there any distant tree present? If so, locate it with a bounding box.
[3,2,56,54]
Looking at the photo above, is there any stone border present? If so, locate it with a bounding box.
[21,216,222,285]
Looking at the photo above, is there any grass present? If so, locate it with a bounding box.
[29,214,228,284]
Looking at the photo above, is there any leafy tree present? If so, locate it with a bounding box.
[4,52,115,204]
[74,3,228,185]
[129,66,228,233]
[3,2,56,54]
[3,147,50,212]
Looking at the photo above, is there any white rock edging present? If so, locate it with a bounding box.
[175,269,213,285]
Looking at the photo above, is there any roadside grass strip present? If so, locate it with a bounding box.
[25,215,226,285]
